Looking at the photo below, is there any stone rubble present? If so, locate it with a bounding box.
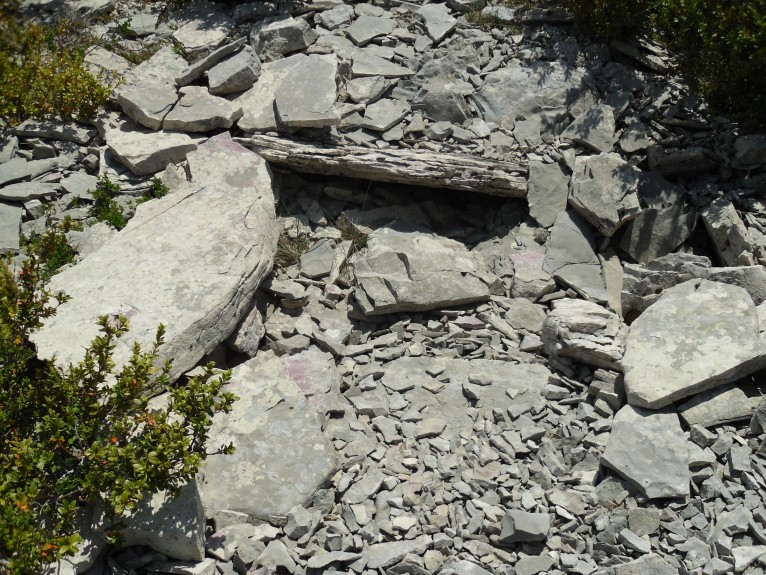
[4,1,766,575]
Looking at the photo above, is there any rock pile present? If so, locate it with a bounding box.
[3,0,766,574]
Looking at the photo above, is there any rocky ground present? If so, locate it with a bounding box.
[3,0,766,574]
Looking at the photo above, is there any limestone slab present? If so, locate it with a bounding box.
[117,81,179,130]
[250,15,317,60]
[623,279,766,409]
[527,160,569,228]
[31,134,277,383]
[172,10,233,57]
[163,86,243,132]
[561,103,616,152]
[0,201,22,253]
[352,228,493,315]
[107,126,199,176]
[207,45,260,95]
[275,54,340,128]
[601,405,689,499]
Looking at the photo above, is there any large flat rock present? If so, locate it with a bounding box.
[31,133,278,383]
[351,228,495,315]
[107,125,200,176]
[601,405,689,499]
[274,54,340,128]
[623,279,766,409]
[200,350,338,521]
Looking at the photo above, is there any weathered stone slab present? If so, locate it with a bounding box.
[117,81,179,130]
[475,60,586,130]
[702,198,751,266]
[542,211,607,303]
[352,228,494,315]
[350,49,413,78]
[561,103,616,152]
[207,45,260,95]
[623,279,766,409]
[121,46,187,89]
[164,86,243,132]
[365,535,432,569]
[250,15,317,60]
[235,55,304,133]
[15,118,96,145]
[734,134,766,165]
[362,98,408,132]
[0,201,22,253]
[172,10,234,57]
[31,134,278,383]
[619,204,691,263]
[418,3,458,43]
[175,38,247,87]
[107,126,200,176]
[527,160,569,228]
[344,15,396,46]
[0,182,58,201]
[542,298,627,370]
[678,384,762,428]
[0,157,58,186]
[274,54,340,128]
[569,153,640,237]
[601,405,689,499]
[200,350,338,520]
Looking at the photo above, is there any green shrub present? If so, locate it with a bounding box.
[0,11,109,122]
[0,256,236,575]
[22,215,82,280]
[568,0,766,123]
[89,175,127,230]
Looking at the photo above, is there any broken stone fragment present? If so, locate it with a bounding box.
[561,103,616,152]
[498,510,550,544]
[250,15,318,60]
[207,45,261,95]
[623,279,766,409]
[601,405,690,499]
[163,86,243,132]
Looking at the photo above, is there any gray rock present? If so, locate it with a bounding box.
[0,134,18,164]
[175,38,248,87]
[207,45,261,95]
[352,228,494,315]
[32,134,277,382]
[418,3,458,43]
[702,198,751,266]
[475,60,586,130]
[0,182,58,201]
[620,123,654,153]
[0,157,58,186]
[569,152,640,237]
[60,173,98,199]
[350,49,414,78]
[172,10,234,57]
[499,510,550,543]
[732,547,766,572]
[275,54,340,128]
[542,211,607,303]
[344,15,397,46]
[0,201,22,253]
[164,86,243,132]
[678,384,761,428]
[300,239,335,278]
[448,560,493,575]
[117,12,157,37]
[121,46,187,89]
[84,46,132,86]
[346,76,391,104]
[619,204,691,263]
[317,4,355,29]
[623,279,766,409]
[514,554,556,575]
[612,554,678,575]
[117,81,179,130]
[226,297,265,357]
[365,534,432,569]
[412,81,471,123]
[15,118,95,145]
[256,540,296,572]
[734,134,766,165]
[510,244,557,300]
[107,125,199,176]
[542,298,627,370]
[362,98,409,132]
[527,160,569,228]
[647,145,718,176]
[342,469,385,504]
[235,55,304,133]
[101,481,205,561]
[481,5,516,21]
[706,266,766,305]
[306,551,362,569]
[504,298,547,334]
[284,505,316,540]
[250,15,317,60]
[601,405,690,499]
[562,104,616,152]
[201,350,338,520]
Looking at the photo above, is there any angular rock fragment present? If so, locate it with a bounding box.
[32,134,277,382]
[15,118,95,145]
[235,56,303,133]
[251,15,317,60]
[352,228,494,315]
[702,198,752,266]
[542,298,627,370]
[274,54,340,128]
[499,510,550,544]
[418,3,458,43]
[0,202,22,253]
[561,103,616,152]
[175,38,247,87]
[207,45,261,95]
[106,126,199,176]
[542,211,607,303]
[623,279,766,409]
[365,535,432,569]
[344,15,396,46]
[601,405,689,499]
[350,49,413,78]
[734,134,766,165]
[117,81,179,130]
[678,384,762,428]
[362,98,409,132]
[0,157,59,186]
[527,160,569,228]
[612,554,679,575]
[172,10,234,57]
[164,86,243,132]
[569,153,640,237]
[619,204,691,263]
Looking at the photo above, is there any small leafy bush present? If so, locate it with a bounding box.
[0,256,236,575]
[89,175,127,230]
[22,215,82,280]
[568,0,766,123]
[0,11,109,122]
